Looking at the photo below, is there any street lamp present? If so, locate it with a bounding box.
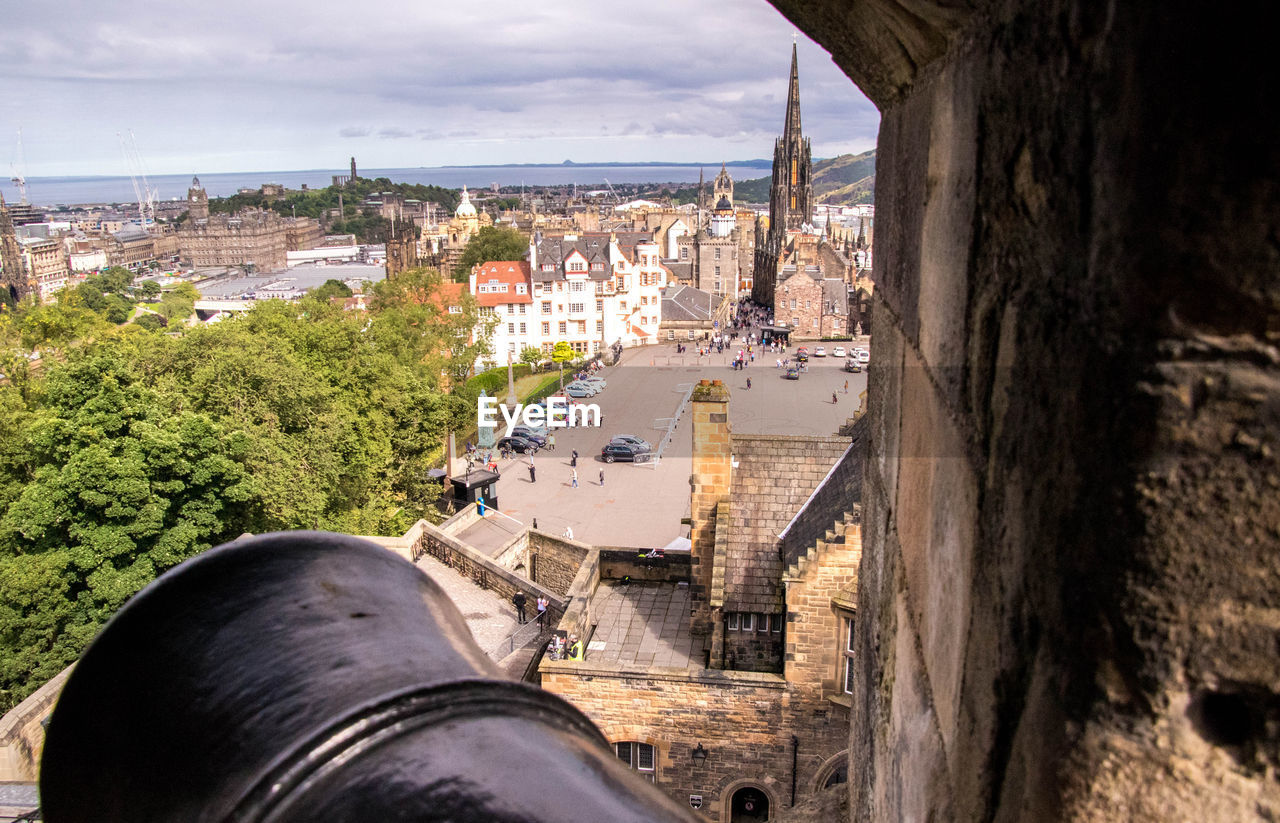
[506,343,517,407]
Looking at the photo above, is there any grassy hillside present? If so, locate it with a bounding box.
[723,149,876,206]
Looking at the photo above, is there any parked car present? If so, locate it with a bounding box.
[856,350,870,364]
[564,384,598,398]
[814,346,827,357]
[843,358,861,373]
[497,435,540,454]
[509,427,547,446]
[601,442,645,463]
[609,434,652,452]
[785,366,801,380]
[579,376,607,388]
[795,349,809,362]
[512,423,548,439]
[832,346,847,358]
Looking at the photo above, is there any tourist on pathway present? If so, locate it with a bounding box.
[512,591,527,624]
[844,379,849,394]
[528,461,537,483]
[571,468,578,488]
[563,525,574,540]
[746,377,752,390]
[537,595,549,627]
[568,634,584,661]
[547,432,556,451]
[833,392,838,404]
[570,449,578,468]
[599,468,605,486]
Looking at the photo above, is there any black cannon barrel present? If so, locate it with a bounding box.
[40,531,698,822]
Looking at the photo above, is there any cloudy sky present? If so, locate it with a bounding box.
[0,0,879,178]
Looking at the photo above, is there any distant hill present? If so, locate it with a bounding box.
[731,149,876,206]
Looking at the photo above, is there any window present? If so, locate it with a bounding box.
[727,612,739,630]
[770,613,783,633]
[519,322,527,334]
[507,304,515,315]
[596,299,604,311]
[833,318,839,329]
[688,330,696,340]
[541,322,550,335]
[448,306,462,314]
[813,317,819,328]
[516,284,527,294]
[507,323,515,334]
[572,341,587,353]
[570,281,584,292]
[595,320,603,333]
[541,263,555,271]
[714,266,721,277]
[569,303,584,314]
[558,321,567,335]
[591,262,604,271]
[615,742,655,782]
[620,301,627,311]
[667,330,675,340]
[542,302,552,315]
[790,298,797,310]
[680,247,689,260]
[714,247,721,260]
[640,296,648,306]
[519,304,526,315]
[842,617,856,695]
[757,613,768,632]
[741,613,755,631]
[576,321,587,335]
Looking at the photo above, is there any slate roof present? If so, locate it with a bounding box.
[720,433,852,612]
[661,284,715,323]
[822,278,849,315]
[662,260,693,282]
[778,414,867,568]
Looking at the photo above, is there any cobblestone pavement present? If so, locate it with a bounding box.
[415,552,520,657]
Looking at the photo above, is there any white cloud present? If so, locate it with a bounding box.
[0,0,879,178]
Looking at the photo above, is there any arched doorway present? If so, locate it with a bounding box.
[730,785,770,822]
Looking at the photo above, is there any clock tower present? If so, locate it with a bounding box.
[187,176,209,221]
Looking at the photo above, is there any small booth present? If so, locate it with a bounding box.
[449,469,500,511]
[760,325,792,346]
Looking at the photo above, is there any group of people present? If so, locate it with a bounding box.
[512,591,584,661]
[512,591,551,627]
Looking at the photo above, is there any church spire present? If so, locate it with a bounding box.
[782,42,802,144]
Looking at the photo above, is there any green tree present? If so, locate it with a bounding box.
[551,341,575,389]
[139,280,162,300]
[453,226,529,282]
[156,283,198,323]
[311,279,354,301]
[519,345,543,366]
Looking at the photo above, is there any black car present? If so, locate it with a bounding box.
[601,442,644,463]
[510,426,548,446]
[497,435,540,454]
[843,359,862,373]
[784,367,801,380]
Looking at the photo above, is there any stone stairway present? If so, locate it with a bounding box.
[785,508,859,580]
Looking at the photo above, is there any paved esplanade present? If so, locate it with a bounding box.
[478,339,869,549]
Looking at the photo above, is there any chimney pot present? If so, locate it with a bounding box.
[699,379,710,386]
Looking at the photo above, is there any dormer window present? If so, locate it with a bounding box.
[516,284,527,294]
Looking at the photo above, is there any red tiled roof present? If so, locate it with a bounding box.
[472,261,533,306]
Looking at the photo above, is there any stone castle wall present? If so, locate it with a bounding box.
[766,0,1280,819]
[543,662,847,822]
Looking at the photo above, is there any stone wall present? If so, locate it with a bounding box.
[528,530,591,597]
[598,548,692,583]
[0,665,72,781]
[766,0,1280,820]
[543,661,847,822]
[413,520,563,620]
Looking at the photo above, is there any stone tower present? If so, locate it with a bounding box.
[688,379,732,634]
[350,156,358,181]
[713,162,734,206]
[769,43,812,235]
[0,194,33,304]
[186,176,209,221]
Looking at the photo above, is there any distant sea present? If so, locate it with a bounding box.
[5,163,772,208]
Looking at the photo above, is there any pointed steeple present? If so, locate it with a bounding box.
[782,42,802,144]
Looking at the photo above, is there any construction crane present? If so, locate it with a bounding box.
[119,130,158,227]
[9,127,28,205]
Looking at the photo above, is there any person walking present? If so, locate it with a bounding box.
[563,525,574,540]
[844,379,849,394]
[547,432,556,451]
[536,595,549,627]
[568,634,584,661]
[570,449,578,468]
[599,468,605,486]
[512,591,527,624]
[528,461,537,483]
[833,391,838,404]
[571,468,578,488]
[746,377,752,390]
